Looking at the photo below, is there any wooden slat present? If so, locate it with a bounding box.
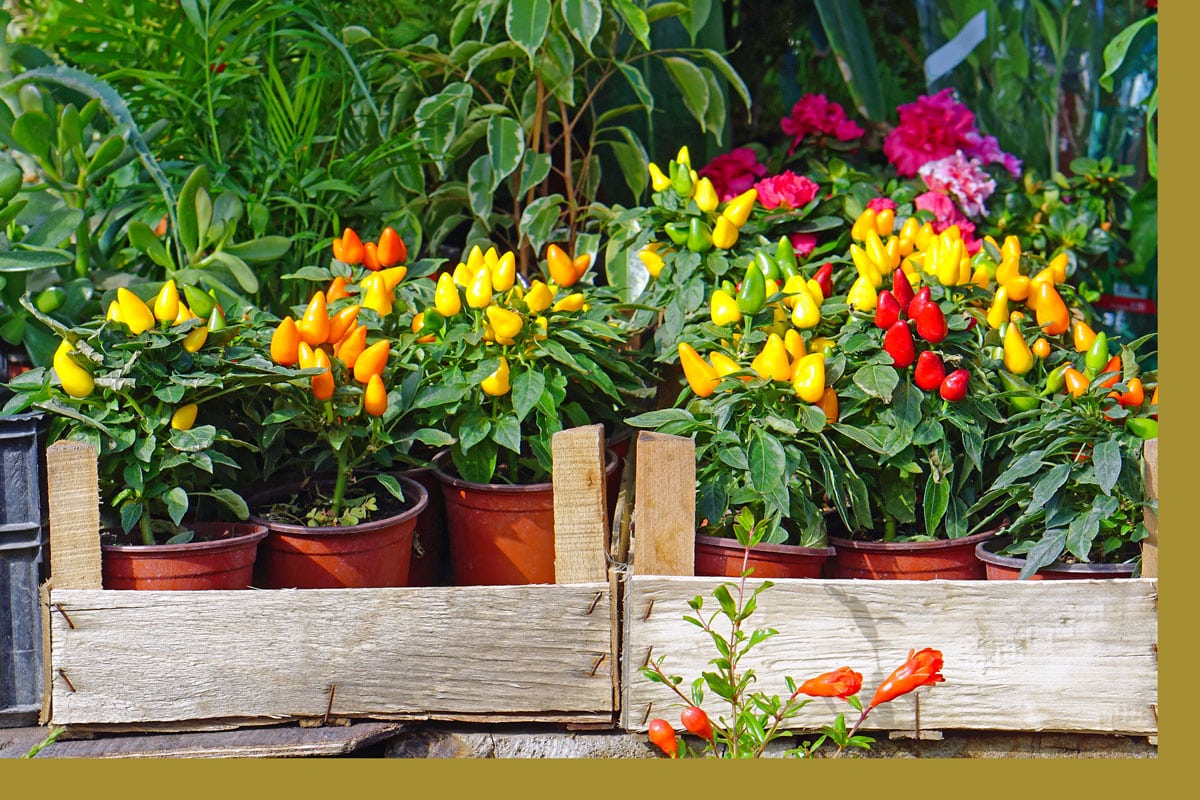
[1142,438,1158,579]
[622,576,1158,735]
[552,424,608,584]
[631,432,694,577]
[49,584,614,727]
[45,442,102,590]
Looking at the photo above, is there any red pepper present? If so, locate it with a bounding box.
[939,368,970,402]
[891,268,915,311]
[907,286,932,320]
[813,262,834,300]
[883,320,915,368]
[915,302,948,344]
[874,290,903,330]
[913,350,946,391]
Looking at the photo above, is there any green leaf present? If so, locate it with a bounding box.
[891,380,923,431]
[748,430,786,491]
[207,488,249,520]
[561,0,602,55]
[1028,463,1070,514]
[518,152,552,195]
[605,139,648,200]
[1020,529,1067,579]
[511,369,545,423]
[10,110,52,160]
[163,487,189,527]
[467,154,497,219]
[853,365,898,402]
[991,449,1046,491]
[487,115,525,182]
[700,67,727,145]
[519,193,564,254]
[0,249,73,272]
[615,63,654,111]
[506,0,553,66]
[414,83,473,176]
[812,0,885,121]
[626,408,695,429]
[22,208,84,249]
[697,49,752,117]
[662,57,711,134]
[678,0,712,43]
[923,472,950,536]
[612,0,651,49]
[224,236,291,262]
[204,250,259,293]
[1092,436,1122,496]
[492,415,522,454]
[1100,15,1156,92]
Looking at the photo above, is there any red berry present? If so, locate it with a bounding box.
[680,705,714,742]
[647,719,678,757]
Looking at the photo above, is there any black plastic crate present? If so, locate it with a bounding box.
[0,413,48,728]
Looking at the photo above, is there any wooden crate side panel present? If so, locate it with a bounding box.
[622,577,1158,735]
[50,584,614,726]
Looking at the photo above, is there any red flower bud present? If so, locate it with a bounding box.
[869,648,945,708]
[793,666,864,699]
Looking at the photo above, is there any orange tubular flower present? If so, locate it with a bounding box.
[869,648,945,709]
[792,666,863,699]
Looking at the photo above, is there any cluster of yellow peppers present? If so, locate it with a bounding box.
[55,281,215,431]
[639,146,759,279]
[416,242,592,398]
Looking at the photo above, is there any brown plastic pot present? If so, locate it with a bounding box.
[695,534,834,579]
[249,476,428,589]
[975,537,1138,580]
[434,449,619,586]
[826,529,994,580]
[399,467,447,586]
[100,521,268,591]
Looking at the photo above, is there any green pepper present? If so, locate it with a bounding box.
[34,286,66,313]
[775,236,799,280]
[670,161,694,196]
[664,221,690,246]
[754,252,781,282]
[686,217,713,253]
[1084,331,1109,378]
[1126,417,1158,440]
[1043,363,1069,395]
[183,285,215,317]
[720,279,737,296]
[207,303,227,332]
[736,263,766,315]
[997,370,1040,412]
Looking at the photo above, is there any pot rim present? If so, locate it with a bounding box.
[829,527,996,553]
[247,475,429,537]
[695,533,835,558]
[100,520,269,554]
[975,535,1138,575]
[431,447,618,493]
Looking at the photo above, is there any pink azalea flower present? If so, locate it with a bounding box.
[780,94,864,155]
[914,191,981,254]
[788,232,819,258]
[697,148,768,202]
[918,151,996,218]
[754,171,820,210]
[867,197,897,213]
[883,88,1020,179]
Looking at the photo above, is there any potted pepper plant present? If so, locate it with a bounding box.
[406,241,650,586]
[246,227,445,589]
[1,283,301,589]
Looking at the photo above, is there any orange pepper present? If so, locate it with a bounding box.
[311,348,335,401]
[376,226,407,267]
[270,316,301,366]
[352,339,390,384]
[297,291,330,346]
[546,243,578,287]
[1072,321,1097,352]
[326,304,360,345]
[326,275,350,304]
[332,227,364,265]
[334,324,367,369]
[1099,354,1122,389]
[1033,281,1069,336]
[363,373,388,416]
[1032,338,1050,359]
[678,341,719,397]
[1064,367,1088,398]
[362,241,382,271]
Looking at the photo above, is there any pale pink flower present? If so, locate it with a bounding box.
[918,151,996,218]
[697,147,768,202]
[883,88,1020,179]
[754,171,820,210]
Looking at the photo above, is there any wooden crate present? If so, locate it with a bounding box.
[40,425,624,733]
[619,432,1159,738]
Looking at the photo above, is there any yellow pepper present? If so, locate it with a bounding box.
[117,287,155,335]
[52,339,94,398]
[170,403,198,431]
[710,289,743,326]
[360,273,393,317]
[466,244,485,274]
[435,272,462,317]
[552,292,585,313]
[491,251,516,292]
[711,215,739,249]
[851,207,877,242]
[789,283,821,329]
[1003,323,1035,375]
[721,188,757,227]
[986,287,1010,329]
[466,266,493,309]
[380,265,408,292]
[640,244,666,278]
[1048,252,1069,283]
[105,300,122,322]
[678,342,718,397]
[850,244,883,288]
[452,261,472,287]
[1004,274,1031,302]
[708,350,743,381]
[783,328,806,361]
[847,274,878,311]
[693,177,719,212]
[791,352,826,403]
[486,305,524,344]
[751,333,792,382]
[648,162,672,192]
[524,280,554,313]
[153,280,180,323]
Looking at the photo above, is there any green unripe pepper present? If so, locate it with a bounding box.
[997,370,1040,412]
[664,222,690,246]
[775,236,800,280]
[34,286,66,313]
[670,161,694,196]
[1043,363,1070,395]
[1126,417,1158,440]
[736,263,766,315]
[1084,332,1109,378]
[686,217,713,253]
[754,251,781,282]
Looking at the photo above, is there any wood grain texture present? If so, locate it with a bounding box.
[1142,438,1158,579]
[622,577,1158,735]
[45,441,102,590]
[632,432,694,577]
[49,584,614,726]
[552,424,608,584]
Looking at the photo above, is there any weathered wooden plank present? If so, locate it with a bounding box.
[631,433,694,577]
[25,721,406,758]
[49,584,614,727]
[622,576,1158,735]
[1142,438,1158,579]
[552,424,608,584]
[45,442,102,590]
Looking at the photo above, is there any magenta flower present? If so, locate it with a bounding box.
[789,232,819,258]
[914,191,981,254]
[883,89,1020,179]
[867,197,897,213]
[781,93,864,155]
[754,171,820,210]
[697,148,768,202]
[918,151,996,218]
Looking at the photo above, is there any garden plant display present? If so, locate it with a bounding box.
[642,509,945,758]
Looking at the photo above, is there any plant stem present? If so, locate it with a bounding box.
[331,441,349,520]
[139,505,155,545]
[831,707,873,758]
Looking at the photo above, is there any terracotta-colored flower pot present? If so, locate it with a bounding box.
[975,537,1138,580]
[826,529,994,580]
[249,476,428,589]
[695,534,834,579]
[399,467,447,586]
[100,521,268,590]
[435,449,619,586]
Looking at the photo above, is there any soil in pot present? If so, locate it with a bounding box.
[100,521,268,590]
[975,537,1139,580]
[826,529,995,580]
[434,449,620,586]
[248,475,428,589]
[695,534,835,579]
